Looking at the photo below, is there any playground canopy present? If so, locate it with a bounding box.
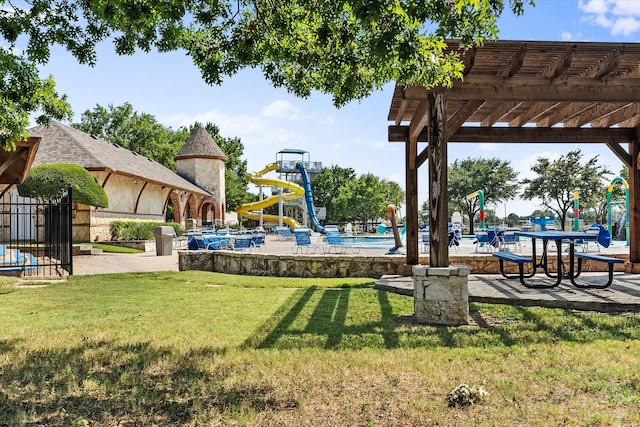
[388,40,640,271]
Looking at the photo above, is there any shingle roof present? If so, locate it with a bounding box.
[175,126,228,161]
[28,121,212,195]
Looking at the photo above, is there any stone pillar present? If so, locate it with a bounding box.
[413,265,469,325]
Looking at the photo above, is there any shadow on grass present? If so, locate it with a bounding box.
[241,287,640,350]
[0,339,296,426]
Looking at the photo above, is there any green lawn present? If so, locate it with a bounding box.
[1,271,639,426]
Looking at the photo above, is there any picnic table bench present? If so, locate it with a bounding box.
[492,251,545,288]
[571,253,624,289]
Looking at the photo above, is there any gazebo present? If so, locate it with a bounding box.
[388,40,640,273]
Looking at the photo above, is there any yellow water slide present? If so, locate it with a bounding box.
[236,163,304,228]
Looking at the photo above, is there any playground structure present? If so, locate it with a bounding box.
[607,177,630,246]
[466,190,485,229]
[237,149,324,231]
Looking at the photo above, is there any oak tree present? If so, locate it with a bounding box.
[1,0,532,149]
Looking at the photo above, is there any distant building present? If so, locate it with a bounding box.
[20,121,227,241]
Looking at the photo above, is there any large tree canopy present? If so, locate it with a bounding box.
[521,150,611,231]
[1,0,532,149]
[448,157,519,234]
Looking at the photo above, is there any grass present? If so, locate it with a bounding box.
[0,271,639,426]
[88,243,143,254]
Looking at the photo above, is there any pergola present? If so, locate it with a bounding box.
[388,40,640,272]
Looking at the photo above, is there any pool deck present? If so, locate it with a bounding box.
[375,273,640,313]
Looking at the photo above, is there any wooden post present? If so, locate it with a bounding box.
[428,92,448,267]
[629,131,640,270]
[405,136,419,266]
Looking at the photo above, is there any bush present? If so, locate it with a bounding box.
[18,163,109,207]
[109,221,185,241]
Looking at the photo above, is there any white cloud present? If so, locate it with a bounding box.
[579,0,640,35]
[611,0,640,16]
[578,0,608,15]
[611,16,640,35]
[478,143,502,151]
[161,109,298,148]
[261,100,303,120]
[316,114,335,126]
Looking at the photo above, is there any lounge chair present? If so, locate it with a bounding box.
[232,234,254,251]
[293,227,323,254]
[421,232,430,254]
[325,230,360,254]
[277,227,295,241]
[251,231,266,252]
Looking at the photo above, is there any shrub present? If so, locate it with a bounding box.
[109,221,185,241]
[18,163,108,207]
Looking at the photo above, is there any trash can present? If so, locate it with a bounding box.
[154,226,174,256]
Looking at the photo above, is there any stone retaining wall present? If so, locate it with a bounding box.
[179,250,630,278]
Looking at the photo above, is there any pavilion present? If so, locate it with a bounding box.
[388,40,640,273]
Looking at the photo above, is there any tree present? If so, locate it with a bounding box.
[1,0,532,149]
[75,103,184,169]
[448,157,519,234]
[311,165,356,223]
[334,173,404,231]
[521,150,611,231]
[17,164,108,207]
[74,104,254,211]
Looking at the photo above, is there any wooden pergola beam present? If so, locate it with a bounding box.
[389,125,636,143]
[403,77,640,102]
[607,142,632,168]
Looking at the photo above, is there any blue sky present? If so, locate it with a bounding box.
[34,0,640,217]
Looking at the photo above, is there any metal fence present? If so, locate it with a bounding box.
[0,187,73,277]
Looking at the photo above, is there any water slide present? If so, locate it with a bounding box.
[295,162,325,233]
[236,163,303,229]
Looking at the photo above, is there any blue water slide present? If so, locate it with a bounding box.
[295,162,325,233]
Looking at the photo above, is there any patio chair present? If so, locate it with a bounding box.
[499,229,520,252]
[448,229,461,253]
[325,230,360,254]
[293,227,322,254]
[474,230,498,253]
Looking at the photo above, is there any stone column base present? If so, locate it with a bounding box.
[413,265,469,326]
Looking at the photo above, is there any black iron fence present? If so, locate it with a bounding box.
[0,187,73,277]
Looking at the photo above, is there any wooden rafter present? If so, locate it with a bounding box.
[543,44,575,80]
[499,45,526,77]
[409,100,429,140]
[509,102,561,127]
[446,100,485,139]
[564,103,630,127]
[480,101,520,126]
[395,99,409,125]
[587,47,622,80]
[591,103,640,127]
[536,102,594,127]
[462,46,477,76]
